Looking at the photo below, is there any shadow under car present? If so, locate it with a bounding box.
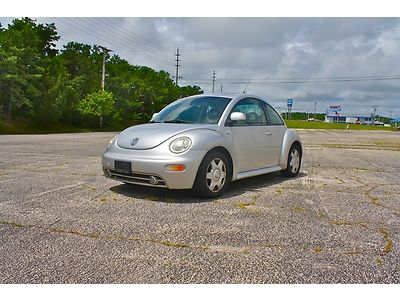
[109,171,307,203]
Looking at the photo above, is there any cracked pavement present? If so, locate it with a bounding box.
[0,130,399,283]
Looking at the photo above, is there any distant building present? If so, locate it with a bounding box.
[325,114,372,124]
[325,105,373,124]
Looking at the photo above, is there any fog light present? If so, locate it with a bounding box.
[165,164,186,172]
[149,176,158,185]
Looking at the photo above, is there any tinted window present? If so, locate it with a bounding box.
[228,98,267,126]
[263,103,284,125]
[152,96,232,124]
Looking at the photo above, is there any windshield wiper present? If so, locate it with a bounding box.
[149,120,162,123]
[164,119,193,124]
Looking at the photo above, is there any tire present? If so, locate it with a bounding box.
[281,143,302,178]
[193,150,232,198]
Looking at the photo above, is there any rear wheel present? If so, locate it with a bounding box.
[193,150,231,198]
[281,143,302,177]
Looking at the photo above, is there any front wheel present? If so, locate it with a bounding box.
[193,150,231,198]
[281,143,302,178]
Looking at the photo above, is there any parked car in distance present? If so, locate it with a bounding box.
[102,94,303,198]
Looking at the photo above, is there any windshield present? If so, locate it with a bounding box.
[151,96,232,124]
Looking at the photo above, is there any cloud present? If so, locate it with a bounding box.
[1,17,400,117]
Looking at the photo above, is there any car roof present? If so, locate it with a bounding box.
[190,94,266,101]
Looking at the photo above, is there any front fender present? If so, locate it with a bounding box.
[279,129,303,169]
[181,128,236,171]
[182,129,233,157]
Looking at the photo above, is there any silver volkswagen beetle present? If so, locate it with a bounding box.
[102,94,302,198]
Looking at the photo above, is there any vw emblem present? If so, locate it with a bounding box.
[131,138,139,146]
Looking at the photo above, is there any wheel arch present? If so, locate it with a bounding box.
[206,146,234,180]
[279,129,303,169]
[291,140,302,155]
[192,145,234,198]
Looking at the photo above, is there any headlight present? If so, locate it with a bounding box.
[169,136,192,154]
[107,134,118,149]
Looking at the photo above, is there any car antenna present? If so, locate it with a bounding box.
[242,79,251,94]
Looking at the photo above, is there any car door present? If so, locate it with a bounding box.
[227,98,270,172]
[261,102,286,166]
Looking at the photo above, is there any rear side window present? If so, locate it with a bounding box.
[262,102,284,125]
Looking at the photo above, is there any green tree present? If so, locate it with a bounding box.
[179,85,203,98]
[0,18,58,121]
[77,90,115,127]
[0,18,206,131]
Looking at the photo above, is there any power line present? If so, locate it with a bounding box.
[88,18,172,58]
[184,74,400,82]
[68,17,172,62]
[55,18,172,64]
[102,18,171,53]
[181,75,400,85]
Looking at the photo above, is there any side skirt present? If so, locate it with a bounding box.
[234,165,283,181]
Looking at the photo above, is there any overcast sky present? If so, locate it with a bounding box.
[1,17,400,117]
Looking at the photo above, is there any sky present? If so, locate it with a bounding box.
[1,17,400,117]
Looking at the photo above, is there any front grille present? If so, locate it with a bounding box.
[109,170,167,187]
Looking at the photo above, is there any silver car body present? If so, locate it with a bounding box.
[102,94,302,189]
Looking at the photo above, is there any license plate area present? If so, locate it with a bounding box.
[114,160,132,174]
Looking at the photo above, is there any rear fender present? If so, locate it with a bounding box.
[279,129,303,169]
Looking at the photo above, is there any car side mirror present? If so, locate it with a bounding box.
[151,112,159,121]
[230,112,246,121]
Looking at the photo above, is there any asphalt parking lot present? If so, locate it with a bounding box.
[0,129,399,283]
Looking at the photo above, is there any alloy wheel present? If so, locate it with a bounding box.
[206,158,227,192]
[289,149,300,173]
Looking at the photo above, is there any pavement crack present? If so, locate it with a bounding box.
[0,218,246,254]
[32,182,85,197]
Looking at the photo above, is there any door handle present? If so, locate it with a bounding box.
[265,132,272,136]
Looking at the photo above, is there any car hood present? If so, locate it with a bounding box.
[117,123,218,150]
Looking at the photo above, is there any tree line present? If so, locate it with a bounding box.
[0,18,203,130]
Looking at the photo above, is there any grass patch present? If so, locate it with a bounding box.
[292,206,306,213]
[286,120,394,131]
[50,228,99,239]
[378,228,393,255]
[234,201,256,209]
[314,246,322,253]
[0,220,32,228]
[329,219,368,227]
[363,191,381,206]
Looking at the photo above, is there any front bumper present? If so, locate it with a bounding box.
[102,143,207,189]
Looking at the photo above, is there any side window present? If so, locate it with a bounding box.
[228,98,267,126]
[263,103,284,125]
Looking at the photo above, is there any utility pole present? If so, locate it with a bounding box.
[372,105,378,125]
[314,101,317,119]
[220,84,223,93]
[98,46,111,127]
[212,70,216,93]
[389,110,393,119]
[99,46,112,91]
[174,49,181,86]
